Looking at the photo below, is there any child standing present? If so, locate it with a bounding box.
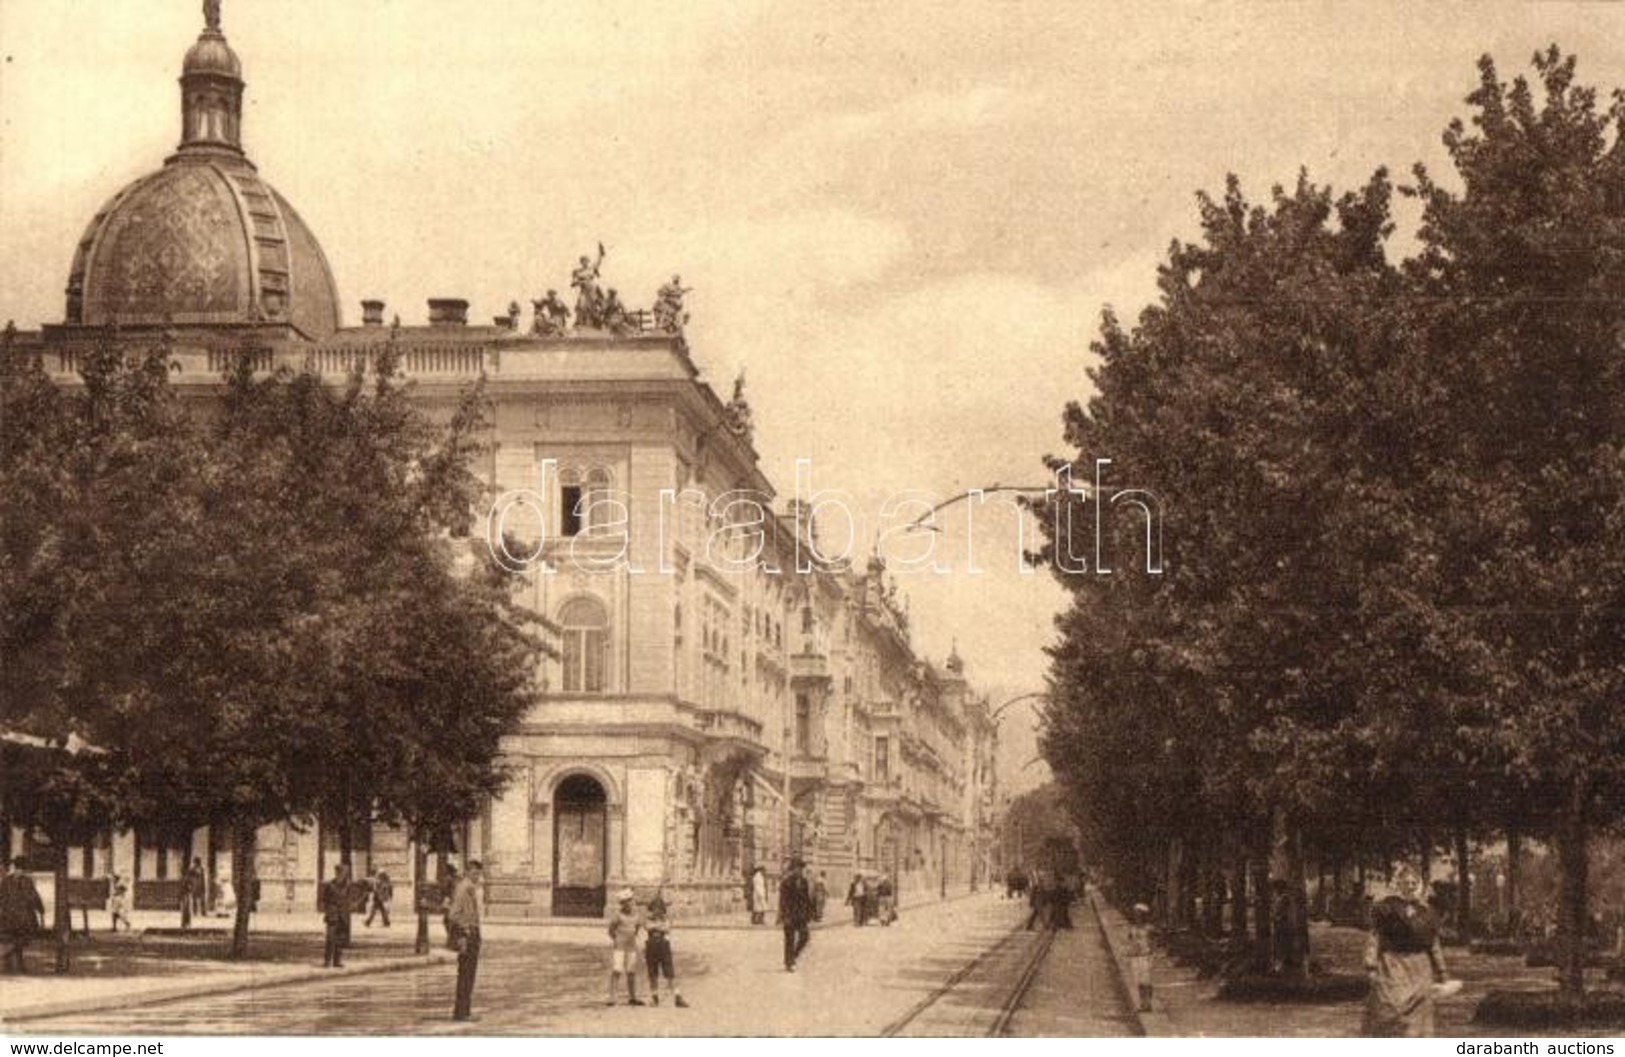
[607,888,645,1007]
[109,874,132,933]
[644,889,688,1008]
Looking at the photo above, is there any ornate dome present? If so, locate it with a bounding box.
[62,2,339,338]
[183,33,242,79]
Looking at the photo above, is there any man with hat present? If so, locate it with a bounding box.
[447,860,484,1022]
[1,857,45,973]
[777,858,813,972]
[607,887,645,1006]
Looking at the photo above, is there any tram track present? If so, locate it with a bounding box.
[879,916,1058,1037]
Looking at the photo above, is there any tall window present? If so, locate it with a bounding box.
[560,596,609,693]
[559,465,613,538]
[874,736,890,783]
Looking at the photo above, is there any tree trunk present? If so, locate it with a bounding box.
[51,824,71,974]
[338,809,354,872]
[1166,837,1183,930]
[1251,830,1274,972]
[1231,853,1248,940]
[1204,851,1225,938]
[1418,831,1432,899]
[1506,826,1522,932]
[1282,821,1310,980]
[1555,787,1591,1003]
[1454,823,1472,940]
[230,819,256,959]
[1180,843,1198,930]
[414,830,429,955]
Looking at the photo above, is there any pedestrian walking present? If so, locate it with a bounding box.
[1363,864,1453,1037]
[813,871,829,922]
[643,888,688,1008]
[875,874,897,926]
[448,860,484,1021]
[109,874,132,933]
[778,858,812,971]
[847,872,868,927]
[748,865,767,925]
[1,858,45,973]
[320,863,352,968]
[365,869,392,928]
[607,887,645,1006]
[1127,903,1154,1011]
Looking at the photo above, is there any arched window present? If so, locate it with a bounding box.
[559,596,609,693]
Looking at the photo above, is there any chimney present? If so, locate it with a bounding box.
[427,298,469,326]
[360,300,385,327]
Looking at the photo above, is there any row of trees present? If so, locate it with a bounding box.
[1037,47,1625,1000]
[0,326,544,962]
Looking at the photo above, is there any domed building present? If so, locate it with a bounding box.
[61,1,340,339]
[3,3,999,923]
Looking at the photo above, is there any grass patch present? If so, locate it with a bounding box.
[1475,989,1625,1029]
[1217,972,1368,1003]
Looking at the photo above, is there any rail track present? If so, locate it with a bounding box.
[878,917,1059,1037]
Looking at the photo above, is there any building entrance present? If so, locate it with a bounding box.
[552,775,607,917]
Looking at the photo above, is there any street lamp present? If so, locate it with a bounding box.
[990,691,1048,725]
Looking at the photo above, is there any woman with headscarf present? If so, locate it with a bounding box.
[1363,864,1453,1037]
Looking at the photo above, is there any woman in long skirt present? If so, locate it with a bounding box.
[1363,864,1450,1037]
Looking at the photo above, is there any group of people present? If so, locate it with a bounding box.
[605,886,689,1006]
[746,863,829,927]
[316,864,397,969]
[845,872,898,927]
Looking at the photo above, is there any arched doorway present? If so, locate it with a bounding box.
[552,774,608,917]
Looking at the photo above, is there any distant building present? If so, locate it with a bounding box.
[1,5,998,917]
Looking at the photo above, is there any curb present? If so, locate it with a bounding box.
[1087,889,1177,1037]
[3,949,454,1026]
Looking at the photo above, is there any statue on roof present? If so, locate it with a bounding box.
[602,288,633,335]
[723,370,754,443]
[204,0,222,31]
[532,289,569,336]
[571,243,606,329]
[654,274,691,333]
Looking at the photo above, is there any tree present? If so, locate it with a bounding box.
[1038,170,1416,973]
[1404,47,1625,1001]
[138,344,545,957]
[3,322,545,959]
[0,324,200,969]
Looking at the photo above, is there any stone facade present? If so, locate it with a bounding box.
[1,6,1000,919]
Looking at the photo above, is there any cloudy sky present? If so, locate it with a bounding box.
[4,1,1623,789]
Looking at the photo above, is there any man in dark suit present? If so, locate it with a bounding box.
[448,860,484,1021]
[320,863,352,967]
[778,858,813,972]
[1,858,45,973]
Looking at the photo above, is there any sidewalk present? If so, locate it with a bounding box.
[1,926,450,1025]
[1118,916,1590,1037]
